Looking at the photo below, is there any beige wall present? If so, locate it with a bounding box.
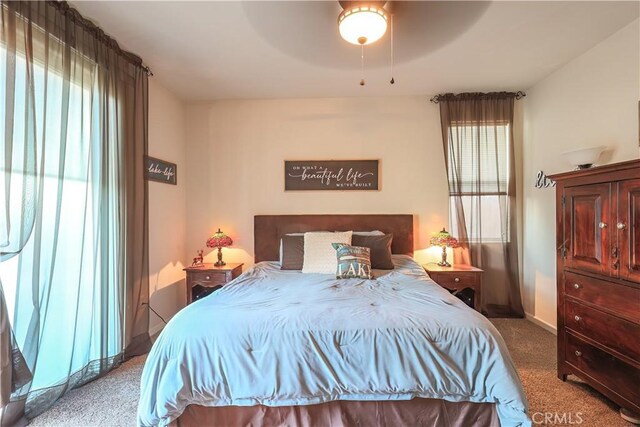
[185,96,450,269]
[522,19,639,331]
[153,19,639,333]
[148,79,188,335]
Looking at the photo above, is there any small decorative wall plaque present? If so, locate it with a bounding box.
[284,160,379,191]
[535,170,556,189]
[146,156,177,185]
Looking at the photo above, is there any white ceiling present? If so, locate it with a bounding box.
[71,1,639,101]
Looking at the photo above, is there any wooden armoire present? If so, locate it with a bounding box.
[550,159,639,415]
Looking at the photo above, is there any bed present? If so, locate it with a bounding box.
[138,215,530,427]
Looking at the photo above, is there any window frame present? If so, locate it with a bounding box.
[446,122,512,243]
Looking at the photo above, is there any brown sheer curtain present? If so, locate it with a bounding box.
[0,1,150,424]
[436,92,524,317]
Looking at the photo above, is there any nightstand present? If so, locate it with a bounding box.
[183,263,243,305]
[424,264,483,312]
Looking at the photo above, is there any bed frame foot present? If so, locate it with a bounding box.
[620,408,640,425]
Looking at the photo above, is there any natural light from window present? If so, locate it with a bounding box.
[0,43,122,392]
[447,124,510,242]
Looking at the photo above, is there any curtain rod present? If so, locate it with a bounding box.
[47,1,153,77]
[430,91,526,104]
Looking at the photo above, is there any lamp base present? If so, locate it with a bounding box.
[438,246,451,267]
[215,247,226,267]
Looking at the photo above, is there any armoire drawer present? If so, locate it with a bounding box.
[564,271,640,323]
[566,333,640,406]
[565,299,640,362]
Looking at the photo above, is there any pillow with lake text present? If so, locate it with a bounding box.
[332,243,372,279]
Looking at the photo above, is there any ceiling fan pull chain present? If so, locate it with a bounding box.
[390,14,395,85]
[360,44,365,86]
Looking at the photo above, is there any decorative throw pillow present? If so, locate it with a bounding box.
[279,233,304,265]
[332,243,372,279]
[351,234,394,269]
[280,235,305,270]
[302,231,352,274]
[279,231,381,268]
[352,230,385,236]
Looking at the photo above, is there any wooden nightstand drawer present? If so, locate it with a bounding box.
[190,271,227,287]
[184,263,243,304]
[429,272,478,288]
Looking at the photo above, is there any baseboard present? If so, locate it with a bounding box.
[525,312,557,335]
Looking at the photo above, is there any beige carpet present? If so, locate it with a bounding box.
[491,319,629,427]
[29,319,631,426]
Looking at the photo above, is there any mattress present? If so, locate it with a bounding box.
[138,255,530,426]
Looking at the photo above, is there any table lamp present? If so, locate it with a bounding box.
[430,228,459,267]
[206,229,233,266]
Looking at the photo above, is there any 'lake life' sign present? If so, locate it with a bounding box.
[146,156,177,185]
[535,170,556,189]
[285,160,379,191]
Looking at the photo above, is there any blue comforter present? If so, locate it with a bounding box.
[138,256,530,426]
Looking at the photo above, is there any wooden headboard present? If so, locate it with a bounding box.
[254,214,414,262]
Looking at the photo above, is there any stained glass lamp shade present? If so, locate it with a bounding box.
[206,229,233,266]
[429,228,459,267]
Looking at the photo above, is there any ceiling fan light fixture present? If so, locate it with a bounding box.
[338,5,389,46]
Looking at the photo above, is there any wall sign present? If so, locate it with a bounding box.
[285,160,379,191]
[535,170,556,189]
[146,156,177,185]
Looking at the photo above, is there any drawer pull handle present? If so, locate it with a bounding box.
[573,283,580,290]
[454,277,460,283]
[617,222,626,230]
[598,222,607,229]
[575,350,582,357]
[205,275,211,280]
[574,315,581,322]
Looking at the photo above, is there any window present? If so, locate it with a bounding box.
[447,123,511,242]
[0,40,122,393]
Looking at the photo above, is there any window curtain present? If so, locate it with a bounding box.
[436,92,524,318]
[0,1,150,424]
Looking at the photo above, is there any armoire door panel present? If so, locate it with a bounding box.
[564,183,611,275]
[619,179,640,283]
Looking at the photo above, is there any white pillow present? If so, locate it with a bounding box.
[302,231,353,274]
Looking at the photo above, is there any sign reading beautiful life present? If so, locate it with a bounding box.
[284,160,379,191]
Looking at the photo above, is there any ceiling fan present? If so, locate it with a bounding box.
[337,1,394,86]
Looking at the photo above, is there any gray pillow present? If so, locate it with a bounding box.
[279,232,304,263]
[351,234,394,269]
[280,235,304,270]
